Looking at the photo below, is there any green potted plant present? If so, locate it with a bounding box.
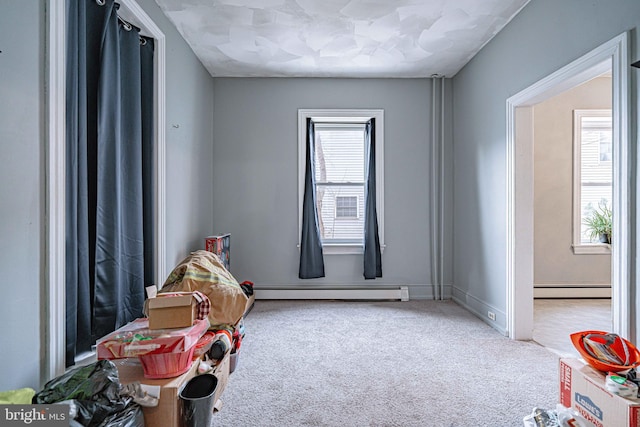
[583,200,612,244]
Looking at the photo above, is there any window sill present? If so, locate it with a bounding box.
[297,244,386,255]
[572,244,611,255]
[324,244,363,255]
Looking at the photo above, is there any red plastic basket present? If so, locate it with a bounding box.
[139,346,195,379]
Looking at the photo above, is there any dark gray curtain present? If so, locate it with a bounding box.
[140,37,155,289]
[65,0,93,365]
[299,118,325,279]
[363,119,382,279]
[66,0,153,365]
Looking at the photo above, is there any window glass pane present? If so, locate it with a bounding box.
[316,185,364,242]
[313,123,366,243]
[579,114,612,243]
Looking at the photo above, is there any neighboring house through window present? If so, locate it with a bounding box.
[572,109,612,254]
[298,109,384,254]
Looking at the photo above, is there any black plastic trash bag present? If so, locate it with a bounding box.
[33,360,143,427]
[97,402,145,427]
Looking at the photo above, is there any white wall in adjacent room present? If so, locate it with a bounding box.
[533,76,612,287]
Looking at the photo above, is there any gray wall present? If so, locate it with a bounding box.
[211,78,452,296]
[534,77,611,286]
[0,0,214,390]
[138,0,216,273]
[452,0,639,332]
[0,0,44,391]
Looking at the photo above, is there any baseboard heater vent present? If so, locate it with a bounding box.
[256,287,409,301]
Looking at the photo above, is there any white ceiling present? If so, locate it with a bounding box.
[153,0,530,78]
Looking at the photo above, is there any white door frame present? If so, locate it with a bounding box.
[45,0,166,382]
[506,33,630,341]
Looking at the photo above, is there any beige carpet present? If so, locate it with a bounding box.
[213,300,560,427]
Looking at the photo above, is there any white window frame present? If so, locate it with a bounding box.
[335,195,359,219]
[572,109,612,255]
[298,109,384,255]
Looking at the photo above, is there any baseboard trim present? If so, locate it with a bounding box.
[253,284,453,301]
[451,286,507,336]
[534,286,611,298]
[256,287,408,301]
[534,283,611,287]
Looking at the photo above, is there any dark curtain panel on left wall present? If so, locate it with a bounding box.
[66,0,154,366]
[299,118,325,279]
[363,119,382,279]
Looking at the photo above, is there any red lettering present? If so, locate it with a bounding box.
[560,363,572,406]
[576,406,604,427]
[631,406,640,427]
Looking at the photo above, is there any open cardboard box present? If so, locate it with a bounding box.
[560,358,640,427]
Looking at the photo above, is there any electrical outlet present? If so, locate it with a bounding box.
[488,311,496,321]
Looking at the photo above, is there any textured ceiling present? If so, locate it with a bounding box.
[153,0,530,78]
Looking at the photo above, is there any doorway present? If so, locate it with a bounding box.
[530,72,613,355]
[505,33,631,342]
[45,0,168,381]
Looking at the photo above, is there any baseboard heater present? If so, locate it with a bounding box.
[255,286,409,301]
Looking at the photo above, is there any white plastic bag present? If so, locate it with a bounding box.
[522,405,589,427]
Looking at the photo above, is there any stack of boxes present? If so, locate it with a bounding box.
[96,241,250,426]
[108,292,254,427]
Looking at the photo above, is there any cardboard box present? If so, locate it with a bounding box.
[148,293,198,330]
[205,234,230,271]
[244,293,255,317]
[559,358,640,427]
[212,351,231,404]
[115,358,199,427]
[115,354,231,427]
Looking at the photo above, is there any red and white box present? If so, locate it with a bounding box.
[205,233,230,271]
[560,357,640,427]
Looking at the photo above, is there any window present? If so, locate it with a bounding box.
[336,196,359,219]
[298,109,384,254]
[572,109,612,254]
